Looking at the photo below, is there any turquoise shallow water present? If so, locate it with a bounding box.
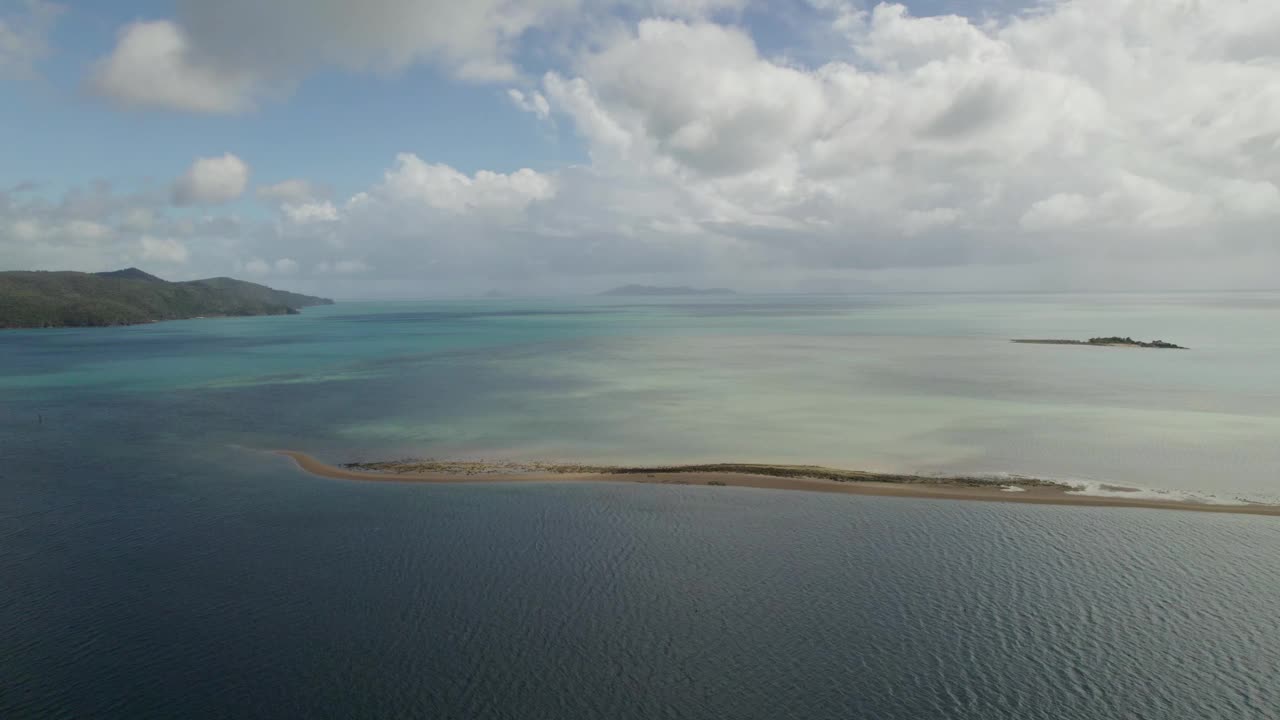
[5,292,1278,499]
[2,293,1279,718]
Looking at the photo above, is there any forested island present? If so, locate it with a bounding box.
[1013,337,1187,349]
[0,268,333,329]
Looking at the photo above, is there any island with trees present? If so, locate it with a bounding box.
[1012,337,1187,349]
[0,268,333,329]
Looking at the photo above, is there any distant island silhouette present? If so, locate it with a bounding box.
[1013,336,1187,349]
[599,284,735,296]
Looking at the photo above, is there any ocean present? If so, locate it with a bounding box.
[2,293,1278,718]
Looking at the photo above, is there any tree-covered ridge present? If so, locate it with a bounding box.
[0,268,333,329]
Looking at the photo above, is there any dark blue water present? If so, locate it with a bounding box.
[3,298,1279,719]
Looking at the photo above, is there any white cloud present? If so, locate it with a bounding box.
[6,217,112,245]
[243,257,270,275]
[1219,180,1280,217]
[257,179,318,204]
[333,259,370,274]
[530,1,1280,275]
[120,207,155,232]
[551,20,827,177]
[237,257,304,276]
[1020,193,1096,232]
[642,0,746,15]
[0,0,62,78]
[10,218,42,242]
[89,21,258,113]
[508,88,551,119]
[0,181,258,276]
[172,154,250,206]
[372,153,555,213]
[65,219,112,242]
[138,236,190,264]
[86,0,753,113]
[28,0,1280,292]
[282,201,339,224]
[88,0,582,111]
[901,208,960,237]
[175,0,579,79]
[315,259,371,275]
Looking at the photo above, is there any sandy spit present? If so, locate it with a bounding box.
[274,451,1280,517]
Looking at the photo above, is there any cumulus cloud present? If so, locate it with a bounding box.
[0,180,248,278]
[35,0,1280,292]
[507,88,551,119]
[242,257,270,276]
[64,219,112,242]
[88,0,581,111]
[257,179,318,204]
[87,0,751,112]
[0,0,61,78]
[1219,180,1280,217]
[314,259,371,275]
[368,153,555,213]
[177,0,581,80]
[119,207,156,232]
[172,154,250,206]
[236,256,305,277]
[333,259,370,274]
[552,20,827,177]
[89,21,258,113]
[1020,194,1096,232]
[530,1,1280,275]
[282,201,340,225]
[138,236,190,264]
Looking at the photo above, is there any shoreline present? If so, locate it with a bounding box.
[274,451,1280,517]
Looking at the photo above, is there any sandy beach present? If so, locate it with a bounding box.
[275,451,1280,517]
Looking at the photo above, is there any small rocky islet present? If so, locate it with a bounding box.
[1012,336,1187,349]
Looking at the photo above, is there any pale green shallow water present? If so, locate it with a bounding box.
[4,291,1279,501]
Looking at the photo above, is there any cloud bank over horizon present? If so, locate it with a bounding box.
[4,0,1280,296]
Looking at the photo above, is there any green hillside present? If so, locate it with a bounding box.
[0,268,334,329]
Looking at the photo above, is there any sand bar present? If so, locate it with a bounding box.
[275,450,1280,517]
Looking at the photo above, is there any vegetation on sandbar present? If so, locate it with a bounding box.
[342,458,1065,490]
[1013,336,1186,349]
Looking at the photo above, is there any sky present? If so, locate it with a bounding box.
[2,0,1279,298]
